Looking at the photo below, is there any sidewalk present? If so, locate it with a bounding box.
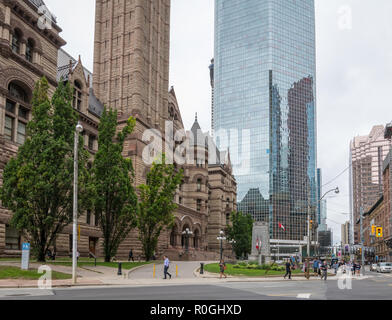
[0,261,373,288]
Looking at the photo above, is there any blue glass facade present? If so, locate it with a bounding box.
[214,0,317,241]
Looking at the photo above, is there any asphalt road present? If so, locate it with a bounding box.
[0,271,391,300]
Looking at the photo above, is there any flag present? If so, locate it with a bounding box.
[256,238,260,250]
[278,223,285,231]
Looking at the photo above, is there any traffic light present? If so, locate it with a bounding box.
[309,220,313,228]
[376,227,383,238]
[372,225,376,235]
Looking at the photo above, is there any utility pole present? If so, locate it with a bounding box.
[360,206,365,276]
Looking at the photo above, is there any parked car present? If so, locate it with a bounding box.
[370,263,378,272]
[376,262,392,273]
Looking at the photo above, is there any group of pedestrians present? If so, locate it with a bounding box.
[333,260,361,276]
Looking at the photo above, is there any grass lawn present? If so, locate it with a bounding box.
[0,266,71,280]
[204,263,304,277]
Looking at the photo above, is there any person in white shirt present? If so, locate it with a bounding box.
[163,255,172,279]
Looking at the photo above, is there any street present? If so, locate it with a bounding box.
[0,270,391,300]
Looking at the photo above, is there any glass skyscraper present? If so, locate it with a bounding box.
[214,0,317,244]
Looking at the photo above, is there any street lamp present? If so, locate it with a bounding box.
[72,122,83,285]
[217,230,226,261]
[182,228,193,252]
[307,186,340,258]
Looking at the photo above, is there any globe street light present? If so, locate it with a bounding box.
[182,228,193,252]
[217,230,226,261]
[72,122,83,285]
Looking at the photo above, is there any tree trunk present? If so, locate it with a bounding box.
[37,244,46,263]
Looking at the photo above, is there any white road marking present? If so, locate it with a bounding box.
[297,293,311,299]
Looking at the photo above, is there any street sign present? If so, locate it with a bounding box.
[21,243,30,270]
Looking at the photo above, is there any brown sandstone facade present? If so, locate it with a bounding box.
[0,0,237,261]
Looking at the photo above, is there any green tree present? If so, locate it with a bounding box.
[136,155,183,261]
[88,108,137,262]
[226,211,253,259]
[0,78,88,262]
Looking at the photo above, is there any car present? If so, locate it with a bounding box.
[376,262,392,273]
[370,263,378,272]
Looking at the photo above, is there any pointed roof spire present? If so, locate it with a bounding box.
[195,112,198,123]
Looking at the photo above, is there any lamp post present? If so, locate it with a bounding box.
[72,122,83,285]
[182,228,193,253]
[307,186,340,257]
[217,230,226,261]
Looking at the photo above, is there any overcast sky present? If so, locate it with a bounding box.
[44,0,392,245]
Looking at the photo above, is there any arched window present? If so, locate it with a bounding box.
[12,29,22,54]
[170,226,177,247]
[5,82,31,144]
[26,38,35,63]
[8,82,28,102]
[197,178,202,192]
[193,229,200,249]
[73,81,82,110]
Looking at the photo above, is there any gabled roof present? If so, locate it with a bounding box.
[57,49,93,87]
[56,49,103,117]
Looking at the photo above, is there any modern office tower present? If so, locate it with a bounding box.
[93,0,171,130]
[209,58,215,134]
[350,125,390,244]
[213,0,317,250]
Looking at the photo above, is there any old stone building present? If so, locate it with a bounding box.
[0,0,237,261]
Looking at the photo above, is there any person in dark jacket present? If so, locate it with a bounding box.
[284,259,292,280]
[128,249,134,262]
[320,261,328,281]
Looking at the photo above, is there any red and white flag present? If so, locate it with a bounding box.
[278,223,285,231]
[256,238,260,250]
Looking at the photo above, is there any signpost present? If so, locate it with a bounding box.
[21,243,30,270]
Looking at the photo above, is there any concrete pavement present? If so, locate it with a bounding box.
[0,260,381,289]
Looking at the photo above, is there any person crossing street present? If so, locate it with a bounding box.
[320,260,328,281]
[284,259,292,280]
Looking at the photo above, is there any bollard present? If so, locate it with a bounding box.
[176,265,178,277]
[117,262,122,276]
[200,263,204,275]
[153,264,156,278]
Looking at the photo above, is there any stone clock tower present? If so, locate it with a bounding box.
[93,0,170,129]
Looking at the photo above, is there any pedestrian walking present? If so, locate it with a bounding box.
[317,259,322,276]
[320,261,328,281]
[163,255,172,279]
[313,259,319,276]
[76,250,80,261]
[128,249,134,262]
[284,259,292,280]
[355,263,361,276]
[219,259,227,279]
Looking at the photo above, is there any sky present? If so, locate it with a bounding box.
[44,0,392,245]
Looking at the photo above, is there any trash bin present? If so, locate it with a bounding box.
[200,263,204,274]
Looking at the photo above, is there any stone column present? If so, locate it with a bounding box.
[20,40,26,57]
[13,102,19,142]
